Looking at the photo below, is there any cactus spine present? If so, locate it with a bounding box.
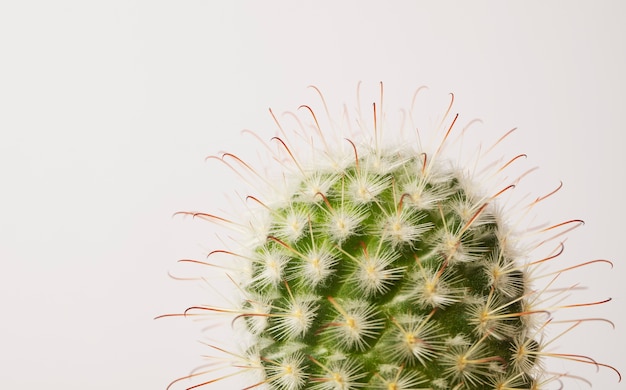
[164,84,619,389]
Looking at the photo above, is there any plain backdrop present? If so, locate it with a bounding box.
[1,1,625,389]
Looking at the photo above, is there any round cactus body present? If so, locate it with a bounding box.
[163,85,619,390]
[246,148,533,390]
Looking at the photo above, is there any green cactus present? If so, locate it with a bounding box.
[162,84,619,389]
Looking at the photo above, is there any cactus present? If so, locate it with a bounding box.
[161,84,619,389]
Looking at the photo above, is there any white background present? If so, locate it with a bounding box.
[1,1,625,389]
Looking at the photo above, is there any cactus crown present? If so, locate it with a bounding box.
[164,85,619,390]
